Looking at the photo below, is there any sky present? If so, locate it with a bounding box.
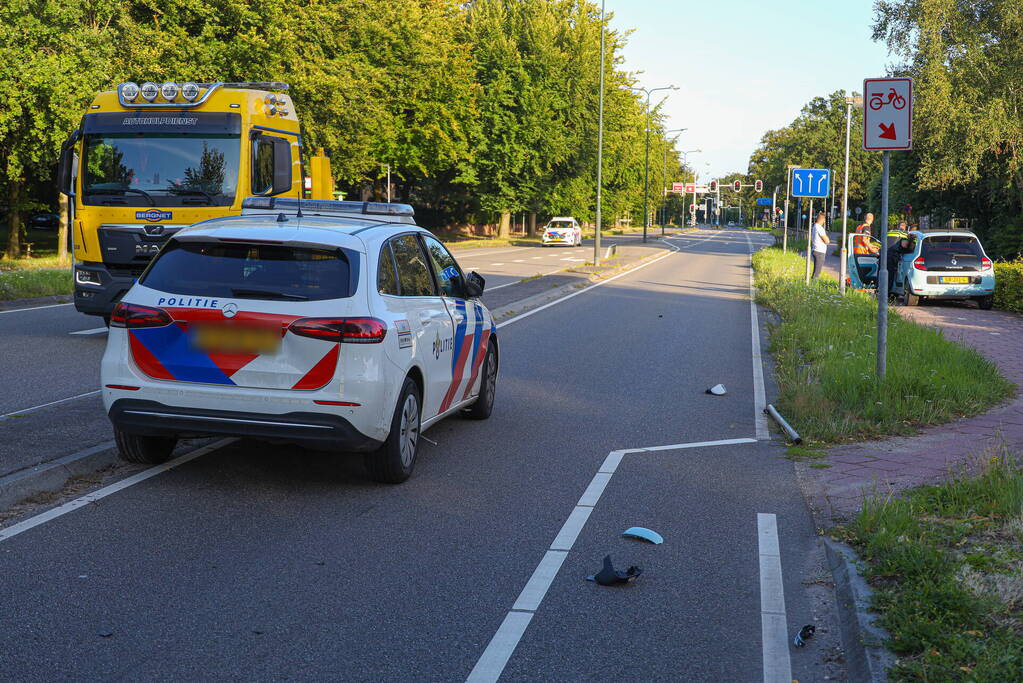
[608,0,893,182]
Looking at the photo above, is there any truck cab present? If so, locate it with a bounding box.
[58,81,332,321]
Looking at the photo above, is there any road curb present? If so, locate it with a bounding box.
[823,537,895,682]
[0,441,117,510]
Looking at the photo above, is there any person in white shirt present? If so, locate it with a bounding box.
[811,212,830,280]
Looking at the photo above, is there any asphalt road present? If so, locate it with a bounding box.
[0,228,831,680]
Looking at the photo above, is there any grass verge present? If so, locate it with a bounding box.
[0,268,72,300]
[836,453,1023,680]
[753,247,1013,442]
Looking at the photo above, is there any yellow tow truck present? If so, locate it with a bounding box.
[57,80,333,321]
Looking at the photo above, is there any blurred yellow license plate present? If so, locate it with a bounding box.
[192,325,280,354]
[940,276,970,284]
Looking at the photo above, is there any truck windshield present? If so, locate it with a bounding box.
[82,133,241,207]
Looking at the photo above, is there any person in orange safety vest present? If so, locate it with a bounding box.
[853,213,879,255]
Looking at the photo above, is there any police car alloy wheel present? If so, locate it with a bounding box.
[365,377,421,484]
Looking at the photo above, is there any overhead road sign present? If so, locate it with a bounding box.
[790,168,830,198]
[863,77,912,150]
[671,182,685,194]
[756,198,772,206]
[684,183,709,194]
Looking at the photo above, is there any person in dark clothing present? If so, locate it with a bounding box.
[887,222,912,294]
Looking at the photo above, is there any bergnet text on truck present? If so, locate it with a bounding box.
[57,80,333,322]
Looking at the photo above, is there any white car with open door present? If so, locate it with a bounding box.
[541,217,582,246]
[101,198,499,483]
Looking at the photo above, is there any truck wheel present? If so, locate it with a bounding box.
[465,346,497,420]
[976,295,994,310]
[905,291,920,306]
[114,427,176,464]
[364,378,420,484]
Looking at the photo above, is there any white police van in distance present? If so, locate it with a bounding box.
[101,198,498,483]
[541,217,582,246]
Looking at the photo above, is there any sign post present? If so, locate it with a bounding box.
[790,168,831,283]
[864,76,912,379]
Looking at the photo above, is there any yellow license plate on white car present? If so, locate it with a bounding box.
[940,276,970,284]
[192,325,281,354]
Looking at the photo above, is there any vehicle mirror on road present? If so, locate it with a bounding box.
[622,527,664,544]
[465,271,485,298]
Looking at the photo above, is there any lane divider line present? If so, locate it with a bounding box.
[466,434,758,683]
[0,390,102,420]
[70,327,108,336]
[0,438,236,543]
[758,512,793,683]
[745,232,770,440]
[0,302,73,315]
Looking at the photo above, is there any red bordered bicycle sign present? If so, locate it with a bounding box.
[863,77,912,151]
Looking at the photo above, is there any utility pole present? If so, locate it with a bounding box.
[629,85,678,242]
[839,95,861,294]
[660,129,686,234]
[594,0,605,265]
[784,164,799,253]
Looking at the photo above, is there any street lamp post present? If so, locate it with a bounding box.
[593,0,606,266]
[630,85,678,242]
[839,95,862,294]
[661,128,686,235]
[680,149,701,226]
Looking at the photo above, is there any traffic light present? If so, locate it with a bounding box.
[754,179,763,192]
[709,180,717,192]
[733,180,741,193]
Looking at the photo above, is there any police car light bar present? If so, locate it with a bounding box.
[242,197,415,219]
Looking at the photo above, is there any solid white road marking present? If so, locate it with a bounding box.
[0,439,236,543]
[511,550,569,611]
[513,259,525,262]
[0,302,73,315]
[757,513,792,683]
[70,327,107,336]
[490,263,505,266]
[466,611,534,683]
[0,390,101,420]
[531,256,543,259]
[746,232,770,440]
[467,435,758,682]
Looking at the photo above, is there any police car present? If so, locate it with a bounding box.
[541,217,582,246]
[100,198,498,483]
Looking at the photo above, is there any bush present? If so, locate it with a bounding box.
[0,268,71,300]
[993,261,1023,313]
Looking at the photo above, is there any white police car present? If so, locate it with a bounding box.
[101,199,498,483]
[541,217,582,246]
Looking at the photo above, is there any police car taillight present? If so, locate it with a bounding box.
[913,257,927,271]
[982,256,992,270]
[110,302,172,329]
[289,317,387,343]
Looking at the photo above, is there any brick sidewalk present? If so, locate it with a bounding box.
[797,295,1023,525]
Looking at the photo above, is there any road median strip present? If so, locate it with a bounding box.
[752,246,1013,443]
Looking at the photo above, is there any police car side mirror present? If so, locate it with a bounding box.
[465,271,485,298]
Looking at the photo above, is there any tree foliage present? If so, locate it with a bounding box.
[1,0,692,256]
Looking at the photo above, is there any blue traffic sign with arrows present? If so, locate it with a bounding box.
[790,168,831,198]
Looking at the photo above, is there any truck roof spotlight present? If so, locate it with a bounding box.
[180,82,200,101]
[120,82,140,101]
[160,82,179,101]
[140,82,159,102]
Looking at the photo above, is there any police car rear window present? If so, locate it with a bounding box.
[141,241,353,301]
